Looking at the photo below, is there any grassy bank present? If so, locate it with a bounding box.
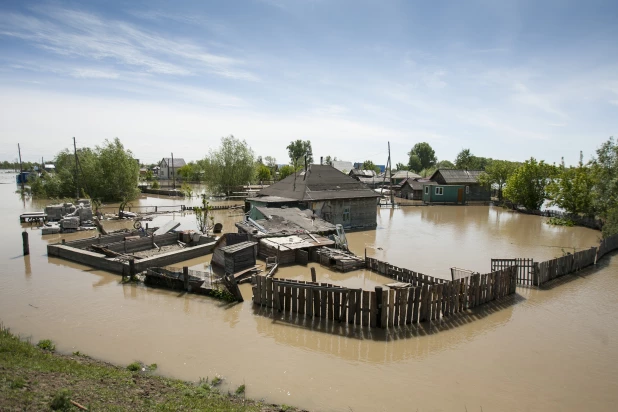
[0,324,300,411]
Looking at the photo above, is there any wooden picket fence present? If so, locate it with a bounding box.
[597,233,618,262]
[491,258,535,286]
[252,266,517,329]
[364,256,447,286]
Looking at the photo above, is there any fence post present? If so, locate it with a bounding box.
[375,286,383,328]
[183,266,189,291]
[311,267,317,283]
[22,231,29,256]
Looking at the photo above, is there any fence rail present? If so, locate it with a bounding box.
[364,256,447,286]
[252,267,517,329]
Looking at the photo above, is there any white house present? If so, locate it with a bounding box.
[159,157,186,179]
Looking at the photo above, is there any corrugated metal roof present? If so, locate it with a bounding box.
[256,165,379,201]
[390,170,421,179]
[431,169,483,184]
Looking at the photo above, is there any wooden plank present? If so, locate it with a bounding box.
[266,277,273,308]
[306,288,313,317]
[321,289,327,319]
[381,290,388,328]
[328,290,334,320]
[355,290,362,326]
[340,291,348,323]
[406,287,414,324]
[412,286,421,323]
[388,289,395,327]
[362,290,370,326]
[369,291,377,328]
[419,284,428,323]
[334,291,340,321]
[347,289,356,324]
[292,286,298,313]
[452,280,460,314]
[393,289,400,326]
[298,286,305,315]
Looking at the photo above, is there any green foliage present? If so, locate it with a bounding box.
[50,388,72,411]
[278,165,296,180]
[211,376,222,386]
[202,135,255,195]
[195,196,214,235]
[503,158,556,210]
[27,138,139,202]
[602,206,618,238]
[181,182,193,198]
[436,160,455,169]
[394,162,407,171]
[126,361,141,372]
[145,170,154,181]
[36,339,55,351]
[151,180,160,189]
[408,142,436,171]
[547,217,575,227]
[592,137,618,219]
[454,148,491,170]
[323,155,337,166]
[418,167,437,178]
[235,384,245,395]
[547,153,596,216]
[407,154,423,172]
[362,160,380,174]
[209,288,236,302]
[256,163,271,181]
[286,139,313,168]
[148,363,158,371]
[177,163,196,181]
[478,160,518,200]
[9,377,26,389]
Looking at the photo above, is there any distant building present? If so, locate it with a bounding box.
[429,169,490,201]
[158,158,186,180]
[353,163,387,173]
[399,178,436,200]
[422,183,467,204]
[390,170,421,185]
[251,164,379,230]
[44,164,55,173]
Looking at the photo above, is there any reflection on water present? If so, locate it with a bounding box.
[1,173,617,411]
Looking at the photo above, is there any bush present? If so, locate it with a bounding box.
[235,384,245,395]
[50,388,72,411]
[126,361,141,372]
[211,376,222,386]
[10,377,26,389]
[151,181,160,189]
[36,339,55,351]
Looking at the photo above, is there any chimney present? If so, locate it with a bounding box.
[320,156,323,165]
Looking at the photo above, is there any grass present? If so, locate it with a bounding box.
[236,384,246,395]
[0,323,303,411]
[547,217,575,227]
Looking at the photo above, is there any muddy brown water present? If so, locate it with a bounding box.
[1,173,617,411]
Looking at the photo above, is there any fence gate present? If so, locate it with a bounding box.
[491,258,535,286]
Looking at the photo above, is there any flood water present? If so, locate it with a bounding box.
[1,172,617,411]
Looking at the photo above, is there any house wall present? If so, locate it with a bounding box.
[423,185,466,204]
[158,160,179,180]
[312,198,377,230]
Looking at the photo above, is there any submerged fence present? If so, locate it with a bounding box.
[495,233,618,287]
[252,266,517,329]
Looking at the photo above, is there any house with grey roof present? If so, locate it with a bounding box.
[331,161,354,174]
[158,157,186,180]
[429,169,490,201]
[251,164,379,230]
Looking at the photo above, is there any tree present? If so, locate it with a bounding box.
[408,154,423,172]
[264,156,277,169]
[256,164,272,181]
[503,158,556,210]
[287,140,313,169]
[279,165,295,180]
[436,160,455,169]
[478,160,518,201]
[362,160,381,174]
[195,195,214,235]
[408,143,436,171]
[395,163,407,171]
[592,137,618,220]
[203,135,255,195]
[455,149,491,170]
[177,163,196,181]
[324,156,338,166]
[547,153,596,216]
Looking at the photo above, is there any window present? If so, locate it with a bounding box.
[343,206,351,222]
[465,186,470,194]
[435,187,443,195]
[424,186,429,195]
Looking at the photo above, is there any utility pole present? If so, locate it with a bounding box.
[17,143,24,191]
[73,137,79,199]
[171,152,175,189]
[388,141,394,208]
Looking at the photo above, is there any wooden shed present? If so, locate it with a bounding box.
[212,241,258,274]
[422,184,467,204]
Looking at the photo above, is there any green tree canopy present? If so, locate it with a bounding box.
[455,149,491,170]
[503,158,556,210]
[408,154,422,172]
[278,165,296,180]
[478,160,518,200]
[287,140,313,168]
[408,143,436,171]
[592,136,618,219]
[362,160,381,174]
[436,160,455,169]
[29,138,139,203]
[256,163,272,181]
[203,135,255,195]
[395,162,407,171]
[547,153,596,216]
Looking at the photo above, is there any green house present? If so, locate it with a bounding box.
[422,184,467,204]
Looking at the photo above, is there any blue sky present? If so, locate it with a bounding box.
[1,0,617,166]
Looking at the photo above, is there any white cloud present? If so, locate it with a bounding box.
[70,69,119,79]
